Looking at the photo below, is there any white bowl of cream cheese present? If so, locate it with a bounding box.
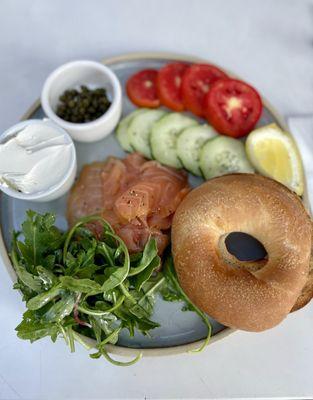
[41,60,122,142]
[0,119,77,202]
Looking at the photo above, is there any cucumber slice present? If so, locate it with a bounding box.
[200,136,254,179]
[177,124,216,176]
[150,113,197,168]
[128,109,167,158]
[116,109,148,152]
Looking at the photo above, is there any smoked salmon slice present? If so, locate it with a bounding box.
[67,153,190,255]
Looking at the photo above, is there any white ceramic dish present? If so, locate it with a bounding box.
[0,119,77,202]
[41,60,122,143]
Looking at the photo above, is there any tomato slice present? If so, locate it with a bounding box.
[182,64,227,117]
[126,69,160,108]
[204,79,262,138]
[157,63,189,111]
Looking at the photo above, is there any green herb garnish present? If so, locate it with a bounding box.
[11,211,211,366]
[11,211,160,366]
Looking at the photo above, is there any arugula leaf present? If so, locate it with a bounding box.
[15,241,36,271]
[160,274,182,302]
[64,252,78,271]
[65,246,97,276]
[11,241,42,292]
[26,285,62,310]
[100,233,130,292]
[129,275,164,319]
[21,210,64,266]
[128,238,158,276]
[132,256,160,291]
[59,276,102,294]
[132,315,160,332]
[62,215,113,264]
[14,266,42,293]
[36,266,58,289]
[114,304,159,335]
[13,281,36,302]
[42,292,76,323]
[16,321,59,342]
[16,311,59,342]
[89,313,118,339]
[80,244,97,268]
[75,264,101,279]
[98,327,121,346]
[42,254,58,270]
[96,242,115,267]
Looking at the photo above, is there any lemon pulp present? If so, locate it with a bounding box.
[246,124,304,195]
[252,137,293,184]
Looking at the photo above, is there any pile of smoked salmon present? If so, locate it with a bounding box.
[67,153,190,255]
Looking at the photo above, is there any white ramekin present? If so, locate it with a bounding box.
[0,119,77,202]
[41,60,122,142]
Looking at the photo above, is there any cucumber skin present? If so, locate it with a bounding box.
[199,136,217,179]
[149,138,184,168]
[116,109,148,152]
[176,125,216,176]
[128,109,167,159]
[149,113,197,169]
[199,136,253,180]
[149,112,170,161]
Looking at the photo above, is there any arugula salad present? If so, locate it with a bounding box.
[10,211,211,366]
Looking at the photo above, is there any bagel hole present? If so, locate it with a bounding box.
[225,232,268,262]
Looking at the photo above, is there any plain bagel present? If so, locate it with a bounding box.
[172,174,312,332]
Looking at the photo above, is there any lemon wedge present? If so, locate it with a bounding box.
[246,123,304,195]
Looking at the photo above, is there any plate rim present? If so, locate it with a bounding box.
[0,51,309,358]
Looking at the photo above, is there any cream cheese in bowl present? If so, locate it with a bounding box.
[0,119,77,201]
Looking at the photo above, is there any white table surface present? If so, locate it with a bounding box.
[0,0,313,399]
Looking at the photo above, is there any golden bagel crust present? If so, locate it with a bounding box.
[292,230,313,312]
[172,174,312,332]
